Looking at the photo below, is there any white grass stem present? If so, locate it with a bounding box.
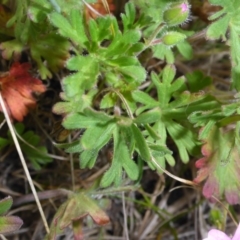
[0,93,50,234]
[122,192,129,240]
[82,0,103,17]
[0,234,7,240]
[150,156,197,187]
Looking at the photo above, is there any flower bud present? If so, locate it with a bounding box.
[163,1,190,26]
[162,31,186,46]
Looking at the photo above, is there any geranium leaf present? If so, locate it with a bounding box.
[0,62,46,121]
[194,126,240,204]
[46,192,109,240]
[60,193,109,228]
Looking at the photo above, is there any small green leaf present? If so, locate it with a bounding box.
[50,12,78,40]
[186,70,212,92]
[80,149,98,168]
[66,55,96,71]
[20,131,52,170]
[101,127,139,187]
[108,56,138,67]
[121,2,136,31]
[166,121,198,163]
[152,44,175,63]
[101,160,121,188]
[81,123,115,150]
[132,90,158,106]
[131,124,151,161]
[120,65,146,83]
[50,9,87,46]
[207,15,230,40]
[0,196,12,215]
[63,109,113,129]
[177,40,193,60]
[162,64,176,84]
[0,137,9,151]
[122,29,141,44]
[54,140,82,153]
[88,19,99,44]
[134,108,161,124]
[144,124,161,140]
[100,92,116,109]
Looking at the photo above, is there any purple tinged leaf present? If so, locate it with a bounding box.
[0,216,23,234]
[45,192,110,240]
[46,201,68,240]
[194,126,240,204]
[59,193,109,229]
[72,220,84,240]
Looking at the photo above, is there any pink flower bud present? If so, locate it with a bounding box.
[163,1,190,26]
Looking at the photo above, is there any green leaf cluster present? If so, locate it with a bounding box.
[0,0,70,79]
[50,4,146,108]
[3,0,240,206]
[206,0,240,90]
[0,123,52,170]
[49,2,230,187]
[62,108,171,187]
[133,65,215,165]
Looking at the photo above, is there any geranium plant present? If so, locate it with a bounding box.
[0,0,240,239]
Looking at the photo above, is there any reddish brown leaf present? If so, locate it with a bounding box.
[194,126,240,204]
[46,193,110,240]
[59,193,110,229]
[0,62,46,121]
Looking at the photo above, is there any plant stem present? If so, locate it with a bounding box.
[136,23,165,56]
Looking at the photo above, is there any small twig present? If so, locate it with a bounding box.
[13,189,70,207]
[0,119,6,130]
[0,93,50,234]
[13,129,68,161]
[136,23,165,56]
[211,196,238,227]
[112,88,134,119]
[150,156,198,187]
[122,192,129,240]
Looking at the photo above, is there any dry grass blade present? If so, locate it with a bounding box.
[101,0,111,14]
[82,0,103,18]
